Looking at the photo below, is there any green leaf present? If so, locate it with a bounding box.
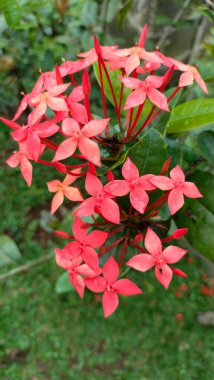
[111,129,167,174]
[167,98,214,134]
[0,235,22,267]
[117,0,133,31]
[55,272,73,294]
[198,131,214,165]
[175,171,214,262]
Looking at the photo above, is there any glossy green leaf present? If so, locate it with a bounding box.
[55,272,73,294]
[167,98,214,134]
[111,129,167,174]
[198,131,214,164]
[175,171,214,262]
[0,234,22,267]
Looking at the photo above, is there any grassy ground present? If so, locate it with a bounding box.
[0,255,213,380]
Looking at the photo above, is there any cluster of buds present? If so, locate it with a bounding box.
[1,25,205,317]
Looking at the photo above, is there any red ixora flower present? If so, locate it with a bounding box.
[120,75,169,111]
[85,256,142,317]
[127,228,188,289]
[105,157,155,214]
[56,217,108,270]
[47,169,83,214]
[55,253,101,298]
[53,118,109,166]
[149,164,202,214]
[74,172,120,224]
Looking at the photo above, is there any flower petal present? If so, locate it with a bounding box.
[69,102,88,124]
[20,158,32,187]
[168,188,184,215]
[182,182,202,198]
[149,175,174,190]
[82,246,99,269]
[47,179,61,192]
[130,187,149,214]
[122,157,139,181]
[49,83,70,96]
[104,180,130,196]
[126,253,156,272]
[100,197,120,224]
[179,71,194,87]
[102,291,119,317]
[72,217,87,242]
[85,172,103,196]
[51,191,64,214]
[145,228,162,256]
[69,273,85,298]
[62,118,80,136]
[74,197,98,217]
[162,245,188,264]
[53,137,77,162]
[124,88,146,110]
[170,165,185,182]
[79,137,101,166]
[125,53,140,75]
[47,96,69,112]
[85,276,106,292]
[82,118,109,137]
[147,88,169,111]
[103,256,119,284]
[113,279,142,296]
[64,186,83,201]
[155,263,173,289]
[86,230,108,248]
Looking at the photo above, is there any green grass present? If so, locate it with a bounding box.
[0,256,213,380]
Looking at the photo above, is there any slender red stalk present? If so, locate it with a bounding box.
[69,74,77,87]
[145,192,169,212]
[99,237,125,256]
[118,235,128,266]
[125,102,145,141]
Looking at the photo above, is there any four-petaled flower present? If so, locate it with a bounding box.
[149,165,202,214]
[75,172,120,224]
[30,83,70,125]
[47,169,83,214]
[105,158,155,214]
[126,228,188,289]
[85,256,142,317]
[56,217,108,269]
[120,75,169,111]
[53,118,109,166]
[55,252,101,298]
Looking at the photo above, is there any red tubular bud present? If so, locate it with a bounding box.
[172,228,188,239]
[135,234,143,242]
[171,267,187,278]
[94,36,102,59]
[160,157,171,175]
[107,170,114,182]
[54,230,72,239]
[55,64,63,84]
[54,162,67,173]
[82,69,90,96]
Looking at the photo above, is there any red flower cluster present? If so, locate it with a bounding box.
[1,25,205,317]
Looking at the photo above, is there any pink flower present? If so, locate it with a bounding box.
[170,58,208,93]
[126,228,188,289]
[85,256,142,317]
[55,252,101,298]
[67,85,88,125]
[120,75,169,111]
[77,45,118,68]
[53,118,109,166]
[105,158,155,214]
[56,217,108,269]
[9,118,58,161]
[112,25,161,75]
[29,83,70,125]
[6,142,33,186]
[74,172,120,224]
[149,165,203,214]
[47,169,83,214]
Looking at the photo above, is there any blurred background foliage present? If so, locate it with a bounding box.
[0,1,214,379]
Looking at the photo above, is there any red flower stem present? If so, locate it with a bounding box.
[161,235,175,243]
[127,108,134,134]
[131,242,147,253]
[69,74,77,87]
[41,138,58,151]
[37,159,56,167]
[65,169,86,177]
[145,192,169,213]
[133,87,181,139]
[100,237,125,256]
[66,163,89,168]
[100,60,122,127]
[125,102,145,141]
[108,226,124,236]
[97,59,108,130]
[83,95,93,121]
[38,159,87,176]
[118,235,128,267]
